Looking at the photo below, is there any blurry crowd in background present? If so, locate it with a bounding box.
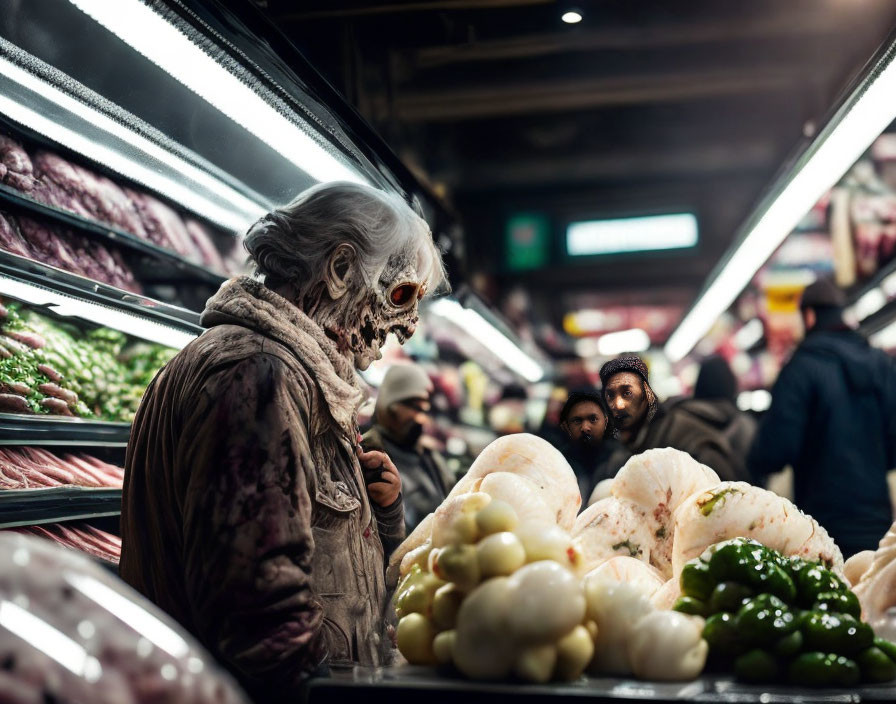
[363,278,896,559]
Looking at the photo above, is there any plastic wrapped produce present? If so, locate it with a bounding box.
[0,532,249,703]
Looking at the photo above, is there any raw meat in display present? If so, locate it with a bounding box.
[33,152,148,239]
[185,218,227,272]
[127,188,198,259]
[0,213,31,257]
[0,532,249,703]
[0,446,126,489]
[12,523,122,565]
[0,134,35,193]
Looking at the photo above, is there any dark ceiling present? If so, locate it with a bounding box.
[256,0,896,352]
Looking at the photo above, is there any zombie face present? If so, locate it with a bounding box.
[308,252,426,370]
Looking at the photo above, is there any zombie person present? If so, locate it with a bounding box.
[748,278,896,557]
[599,356,738,481]
[118,182,447,702]
[362,363,454,534]
[555,390,629,504]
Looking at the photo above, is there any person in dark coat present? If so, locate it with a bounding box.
[362,363,454,534]
[748,278,896,557]
[672,355,757,482]
[556,390,630,503]
[600,356,738,480]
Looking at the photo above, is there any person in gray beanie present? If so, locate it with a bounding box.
[600,355,738,480]
[362,363,454,534]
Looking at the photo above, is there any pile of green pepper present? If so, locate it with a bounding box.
[674,537,896,687]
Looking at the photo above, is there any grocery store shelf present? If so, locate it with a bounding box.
[0,250,203,333]
[0,183,226,287]
[0,413,130,447]
[0,486,120,528]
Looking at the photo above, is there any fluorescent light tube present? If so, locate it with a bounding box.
[665,48,896,363]
[0,275,198,349]
[852,287,887,321]
[567,213,697,256]
[734,318,764,350]
[870,320,896,350]
[0,56,266,233]
[596,328,650,356]
[428,298,544,383]
[69,0,368,187]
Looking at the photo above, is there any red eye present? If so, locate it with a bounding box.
[390,283,418,307]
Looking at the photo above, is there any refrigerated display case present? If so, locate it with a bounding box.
[0,0,460,557]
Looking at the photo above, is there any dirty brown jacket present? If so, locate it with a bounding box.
[119,277,404,701]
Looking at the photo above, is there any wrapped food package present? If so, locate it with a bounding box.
[0,532,249,703]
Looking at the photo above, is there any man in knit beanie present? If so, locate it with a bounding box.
[600,355,737,480]
[363,364,453,534]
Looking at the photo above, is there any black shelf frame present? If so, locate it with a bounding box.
[0,413,130,447]
[0,486,121,528]
[0,182,227,287]
[0,249,204,335]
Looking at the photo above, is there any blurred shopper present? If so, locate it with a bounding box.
[748,278,896,557]
[557,390,630,503]
[363,364,453,533]
[600,356,738,480]
[671,355,757,482]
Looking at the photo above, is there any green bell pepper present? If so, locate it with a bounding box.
[788,652,860,687]
[813,590,861,619]
[709,581,754,613]
[856,646,896,683]
[680,558,715,601]
[802,612,874,656]
[736,594,797,646]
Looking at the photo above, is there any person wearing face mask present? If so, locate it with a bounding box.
[600,356,738,481]
[362,364,454,534]
[118,182,447,702]
[556,390,630,503]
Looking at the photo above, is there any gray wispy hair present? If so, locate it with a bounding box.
[244,181,448,298]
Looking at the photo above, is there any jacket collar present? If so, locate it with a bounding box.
[200,277,364,437]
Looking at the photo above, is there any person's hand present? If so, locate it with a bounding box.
[357,447,402,508]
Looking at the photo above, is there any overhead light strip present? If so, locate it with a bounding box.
[0,56,266,234]
[68,0,368,186]
[428,298,544,383]
[0,276,198,350]
[665,44,896,363]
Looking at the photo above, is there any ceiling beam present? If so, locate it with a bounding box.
[412,11,868,69]
[442,138,779,189]
[276,0,552,22]
[381,68,819,122]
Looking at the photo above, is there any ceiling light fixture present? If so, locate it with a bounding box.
[68,0,368,187]
[664,43,896,363]
[596,328,651,356]
[733,318,764,350]
[561,10,583,24]
[0,276,198,349]
[0,56,266,233]
[428,298,544,383]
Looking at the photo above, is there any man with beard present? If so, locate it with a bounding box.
[362,363,453,534]
[118,182,446,702]
[557,390,630,503]
[600,356,737,480]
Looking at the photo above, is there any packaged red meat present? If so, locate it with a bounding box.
[0,213,31,258]
[0,134,36,193]
[0,448,124,489]
[0,532,249,704]
[126,189,199,260]
[184,218,227,273]
[32,152,149,239]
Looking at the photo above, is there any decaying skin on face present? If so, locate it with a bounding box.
[292,247,425,370]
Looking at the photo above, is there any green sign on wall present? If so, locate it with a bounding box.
[505,213,550,271]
